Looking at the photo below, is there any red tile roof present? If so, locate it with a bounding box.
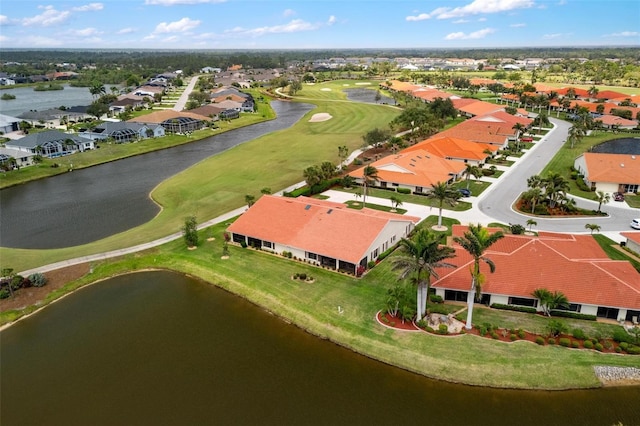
[227,195,420,264]
[404,136,497,161]
[457,101,504,117]
[435,226,640,310]
[579,152,640,184]
[348,150,466,188]
[621,232,640,245]
[595,90,628,100]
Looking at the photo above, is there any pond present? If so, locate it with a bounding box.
[1,270,638,425]
[344,87,397,105]
[590,137,640,155]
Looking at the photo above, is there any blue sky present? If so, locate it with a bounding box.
[1,0,638,49]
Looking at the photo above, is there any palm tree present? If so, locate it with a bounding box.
[427,181,460,229]
[522,187,543,214]
[303,166,322,188]
[585,223,601,234]
[90,82,106,99]
[594,191,610,213]
[543,172,570,209]
[453,224,504,330]
[391,229,455,319]
[526,219,537,232]
[389,195,402,212]
[532,288,569,316]
[567,125,585,149]
[362,165,378,208]
[463,164,480,190]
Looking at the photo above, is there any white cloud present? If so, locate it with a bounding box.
[453,19,470,23]
[477,17,486,22]
[224,19,320,37]
[145,0,225,5]
[283,9,296,17]
[542,33,566,39]
[23,35,64,47]
[510,23,526,27]
[445,27,496,40]
[409,0,534,21]
[406,7,449,21]
[0,15,10,26]
[71,3,104,12]
[22,6,70,27]
[163,35,179,42]
[117,27,136,34]
[154,17,201,33]
[327,15,336,25]
[603,31,639,38]
[68,27,103,37]
[0,35,8,43]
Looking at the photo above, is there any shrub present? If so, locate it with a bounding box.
[396,187,411,194]
[550,310,596,321]
[612,329,634,344]
[572,341,580,349]
[572,328,587,340]
[546,319,568,337]
[510,334,518,341]
[298,273,307,280]
[416,319,427,329]
[509,223,525,235]
[594,343,604,352]
[478,325,488,336]
[620,342,629,350]
[518,329,526,339]
[428,304,450,315]
[615,346,622,353]
[424,326,435,333]
[367,260,376,269]
[377,246,397,262]
[28,272,47,287]
[535,336,545,345]
[240,241,247,248]
[438,324,449,335]
[583,340,594,349]
[429,294,443,304]
[0,288,9,299]
[490,303,537,314]
[491,332,500,340]
[547,338,556,345]
[626,345,640,355]
[559,338,571,347]
[603,340,613,350]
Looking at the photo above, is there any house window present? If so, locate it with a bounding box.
[262,241,273,249]
[508,297,537,307]
[306,252,318,260]
[371,248,379,259]
[415,187,423,193]
[445,290,468,302]
[392,183,399,187]
[391,235,396,243]
[555,303,581,312]
[623,184,638,194]
[597,306,619,320]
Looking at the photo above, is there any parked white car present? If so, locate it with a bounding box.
[630,219,640,229]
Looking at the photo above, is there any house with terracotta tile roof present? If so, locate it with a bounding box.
[227,195,420,274]
[432,226,640,322]
[403,136,497,166]
[595,114,639,130]
[348,149,466,195]
[456,100,504,118]
[574,152,640,194]
[435,111,532,148]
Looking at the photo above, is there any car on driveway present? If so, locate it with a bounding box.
[458,188,471,197]
[631,219,640,229]
[614,192,625,202]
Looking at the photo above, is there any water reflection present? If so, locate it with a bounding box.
[1,271,638,426]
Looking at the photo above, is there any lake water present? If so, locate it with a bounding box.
[344,87,397,105]
[0,101,315,249]
[590,137,640,155]
[0,84,107,117]
[1,270,639,425]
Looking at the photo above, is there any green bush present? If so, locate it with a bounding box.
[626,345,640,354]
[490,303,537,314]
[572,328,587,340]
[429,294,443,304]
[396,187,411,194]
[416,319,427,328]
[615,346,622,353]
[535,336,545,345]
[620,342,629,350]
[612,329,634,344]
[0,288,9,299]
[510,334,518,341]
[28,272,48,288]
[438,324,449,335]
[546,319,568,337]
[518,329,526,339]
[478,326,488,336]
[367,260,376,269]
[572,341,580,348]
[594,343,604,352]
[428,304,450,315]
[240,241,247,248]
[377,246,397,262]
[547,338,556,345]
[510,224,525,235]
[298,273,307,280]
[491,332,500,339]
[583,340,594,349]
[559,338,571,347]
[550,310,596,321]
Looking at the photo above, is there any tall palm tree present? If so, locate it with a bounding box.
[567,125,585,149]
[594,191,610,213]
[526,219,537,232]
[463,164,480,190]
[362,165,378,208]
[427,181,460,228]
[453,224,504,330]
[585,223,601,234]
[391,229,455,319]
[543,172,570,209]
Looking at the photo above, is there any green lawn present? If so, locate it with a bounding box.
[344,200,407,214]
[336,186,473,210]
[1,82,401,271]
[3,218,636,390]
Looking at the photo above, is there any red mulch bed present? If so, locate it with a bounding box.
[377,312,420,331]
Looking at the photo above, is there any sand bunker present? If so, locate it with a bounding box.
[343,84,350,86]
[355,82,371,85]
[320,88,332,91]
[309,113,333,122]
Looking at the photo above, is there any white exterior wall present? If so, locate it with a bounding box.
[594,182,619,193]
[489,294,509,306]
[626,239,640,256]
[581,305,598,317]
[363,220,415,263]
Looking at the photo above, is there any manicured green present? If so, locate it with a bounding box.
[2,219,637,390]
[336,186,472,211]
[344,200,407,214]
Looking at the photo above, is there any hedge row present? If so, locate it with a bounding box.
[550,310,597,321]
[490,303,537,314]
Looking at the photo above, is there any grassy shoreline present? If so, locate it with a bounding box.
[2,220,638,390]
